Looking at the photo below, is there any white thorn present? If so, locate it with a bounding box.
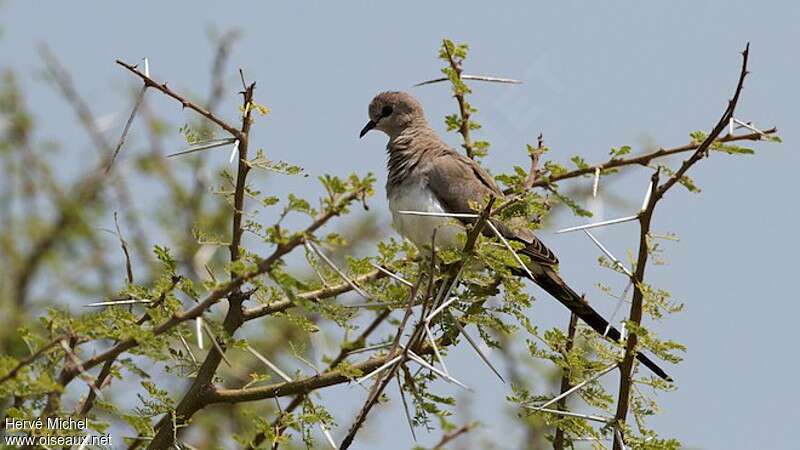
[424,323,449,376]
[369,262,413,287]
[195,317,204,350]
[246,344,293,382]
[228,139,240,164]
[527,406,613,423]
[320,424,337,449]
[453,320,505,383]
[405,349,469,390]
[397,210,479,219]
[167,138,237,158]
[487,221,536,280]
[733,117,769,136]
[306,241,372,302]
[641,178,654,212]
[143,57,149,77]
[556,215,639,234]
[84,298,151,307]
[583,230,633,277]
[433,264,466,308]
[592,167,600,198]
[202,321,232,367]
[178,331,198,365]
[346,342,393,355]
[620,321,627,341]
[606,280,632,335]
[535,363,618,410]
[355,355,402,385]
[615,427,628,450]
[425,296,460,323]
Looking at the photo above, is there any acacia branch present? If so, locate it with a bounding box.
[0,336,66,385]
[433,422,477,449]
[147,77,256,449]
[116,59,242,138]
[612,43,750,450]
[507,128,775,194]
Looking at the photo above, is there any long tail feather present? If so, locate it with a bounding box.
[528,268,673,382]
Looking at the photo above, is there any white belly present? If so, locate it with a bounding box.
[388,184,465,250]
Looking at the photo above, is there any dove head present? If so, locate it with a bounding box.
[360,91,427,139]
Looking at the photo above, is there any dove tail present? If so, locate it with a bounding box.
[528,268,673,382]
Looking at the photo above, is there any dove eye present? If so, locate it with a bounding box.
[381,106,393,117]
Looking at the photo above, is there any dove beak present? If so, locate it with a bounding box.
[359,120,376,138]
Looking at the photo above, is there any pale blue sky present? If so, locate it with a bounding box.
[2,1,798,449]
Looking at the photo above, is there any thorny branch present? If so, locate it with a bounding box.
[146,72,258,449]
[503,128,776,196]
[432,422,477,449]
[116,59,242,138]
[612,43,751,450]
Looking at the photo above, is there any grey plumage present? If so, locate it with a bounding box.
[361,91,671,381]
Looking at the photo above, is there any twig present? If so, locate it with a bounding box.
[145,73,257,450]
[432,423,476,449]
[113,212,134,284]
[524,134,544,190]
[243,269,385,320]
[0,336,65,385]
[59,340,103,399]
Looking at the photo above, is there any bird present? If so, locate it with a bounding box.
[359,91,671,381]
